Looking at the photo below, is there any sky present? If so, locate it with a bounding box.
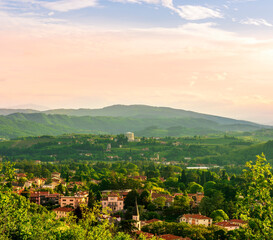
[0,0,273,124]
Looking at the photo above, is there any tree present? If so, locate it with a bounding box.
[18,177,28,184]
[124,190,139,209]
[21,190,31,199]
[72,184,79,194]
[199,196,215,216]
[139,189,152,207]
[118,220,138,234]
[96,191,102,202]
[210,209,229,222]
[153,197,166,210]
[2,162,15,188]
[88,190,96,209]
[56,183,66,195]
[236,154,273,239]
[188,182,203,193]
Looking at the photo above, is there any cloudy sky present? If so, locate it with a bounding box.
[0,0,273,123]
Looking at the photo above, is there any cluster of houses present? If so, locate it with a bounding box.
[99,189,205,211]
[11,171,246,237]
[12,172,66,190]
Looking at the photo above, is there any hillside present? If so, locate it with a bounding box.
[0,111,271,139]
[1,105,269,127]
[43,105,264,126]
[0,133,272,166]
[0,109,39,115]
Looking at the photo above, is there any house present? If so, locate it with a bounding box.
[159,234,191,240]
[214,221,240,231]
[29,178,46,187]
[60,196,88,208]
[101,190,131,199]
[229,219,247,227]
[51,172,61,179]
[179,214,212,227]
[40,193,60,206]
[151,193,174,207]
[188,192,204,206]
[12,182,26,190]
[141,218,162,227]
[90,179,101,185]
[15,173,27,180]
[101,194,124,212]
[53,207,74,219]
[131,176,147,181]
[30,192,60,205]
[24,181,32,188]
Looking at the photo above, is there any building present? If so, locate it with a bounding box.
[106,143,111,152]
[101,190,131,199]
[188,192,204,206]
[229,219,247,227]
[60,196,88,208]
[125,132,134,142]
[159,234,191,240]
[53,207,74,219]
[151,192,174,207]
[131,175,147,181]
[29,178,46,187]
[179,214,212,227]
[30,192,60,206]
[214,221,240,231]
[101,194,124,212]
[51,172,61,179]
[15,173,27,180]
[141,219,162,227]
[132,199,141,230]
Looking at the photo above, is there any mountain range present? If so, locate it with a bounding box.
[0,105,271,139]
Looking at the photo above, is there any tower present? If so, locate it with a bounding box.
[132,198,141,230]
[125,132,134,142]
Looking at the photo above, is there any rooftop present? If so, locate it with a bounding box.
[182,214,212,220]
[53,207,74,212]
[159,234,191,240]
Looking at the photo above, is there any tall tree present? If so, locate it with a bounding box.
[88,190,96,209]
[236,154,273,239]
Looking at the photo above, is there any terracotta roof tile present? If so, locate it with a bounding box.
[182,214,212,220]
[53,207,74,212]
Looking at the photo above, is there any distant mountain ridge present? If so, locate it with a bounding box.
[0,104,266,126]
[0,109,39,115]
[0,105,271,139]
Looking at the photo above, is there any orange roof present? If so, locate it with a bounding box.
[53,207,74,212]
[16,173,27,177]
[215,221,239,227]
[131,176,147,181]
[182,214,212,220]
[152,193,173,199]
[229,219,246,224]
[159,234,190,240]
[144,219,162,224]
[108,194,118,197]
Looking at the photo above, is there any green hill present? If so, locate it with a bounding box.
[43,104,263,126]
[1,105,269,127]
[0,110,271,139]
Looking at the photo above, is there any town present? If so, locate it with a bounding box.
[1,132,266,239]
